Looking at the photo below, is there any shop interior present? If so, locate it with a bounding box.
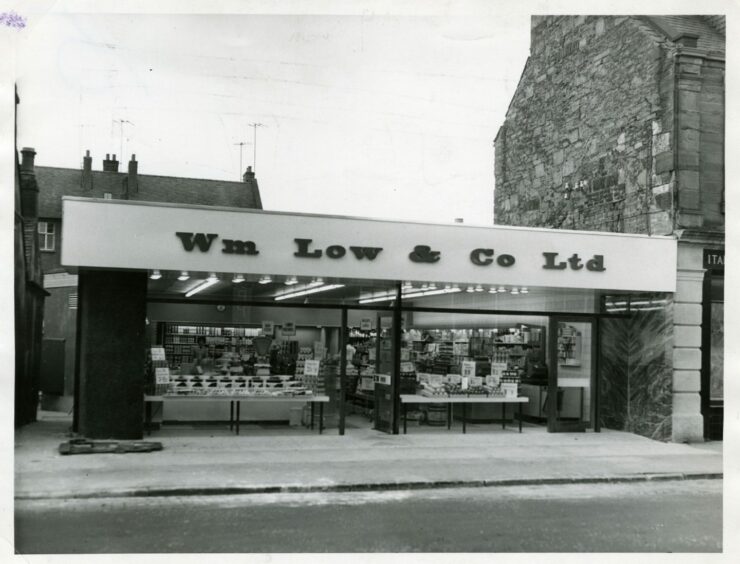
[145,270,609,434]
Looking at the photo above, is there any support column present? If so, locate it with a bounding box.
[671,264,705,442]
[77,268,148,439]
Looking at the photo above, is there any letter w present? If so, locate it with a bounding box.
[176,232,219,252]
[349,246,383,260]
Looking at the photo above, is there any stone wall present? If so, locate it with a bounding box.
[494,16,676,235]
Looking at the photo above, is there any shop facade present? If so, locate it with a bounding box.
[61,197,676,440]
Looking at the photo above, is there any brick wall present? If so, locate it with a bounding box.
[495,16,676,235]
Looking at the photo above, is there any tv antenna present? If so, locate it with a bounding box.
[113,119,134,160]
[233,141,252,180]
[248,122,266,172]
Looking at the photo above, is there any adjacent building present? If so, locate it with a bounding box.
[33,151,263,417]
[494,16,724,441]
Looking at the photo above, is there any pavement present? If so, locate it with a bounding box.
[14,411,723,501]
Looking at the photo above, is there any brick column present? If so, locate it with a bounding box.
[77,268,148,439]
[671,267,704,441]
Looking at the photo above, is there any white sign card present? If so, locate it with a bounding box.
[154,367,171,384]
[262,321,274,336]
[400,349,410,361]
[281,321,296,336]
[304,360,321,376]
[461,360,476,379]
[150,347,166,361]
[501,383,518,398]
[461,376,469,391]
[360,318,373,331]
[470,376,483,387]
[448,373,462,385]
[486,374,501,387]
[400,362,415,373]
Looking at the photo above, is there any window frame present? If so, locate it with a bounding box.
[38,220,56,252]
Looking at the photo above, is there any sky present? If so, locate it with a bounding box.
[14,7,532,225]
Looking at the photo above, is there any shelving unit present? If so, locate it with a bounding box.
[157,322,261,369]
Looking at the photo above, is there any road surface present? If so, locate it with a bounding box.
[15,479,721,553]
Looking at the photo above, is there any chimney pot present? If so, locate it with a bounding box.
[103,152,119,172]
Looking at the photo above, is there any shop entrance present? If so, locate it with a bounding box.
[547,317,596,432]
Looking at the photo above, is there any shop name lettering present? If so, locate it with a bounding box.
[174,232,606,271]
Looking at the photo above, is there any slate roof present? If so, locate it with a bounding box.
[36,166,263,218]
[642,15,725,55]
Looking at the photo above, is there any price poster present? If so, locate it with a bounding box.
[470,376,484,387]
[261,321,274,336]
[448,373,462,385]
[360,318,373,331]
[150,347,166,361]
[154,367,171,384]
[461,360,476,379]
[304,360,321,376]
[281,321,296,336]
[461,376,469,390]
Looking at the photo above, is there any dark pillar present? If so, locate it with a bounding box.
[77,268,148,439]
[339,308,348,435]
[391,282,402,434]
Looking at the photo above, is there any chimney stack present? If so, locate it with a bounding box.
[243,165,255,182]
[19,147,39,219]
[20,147,36,173]
[103,153,119,172]
[81,149,93,191]
[674,33,699,48]
[127,154,138,194]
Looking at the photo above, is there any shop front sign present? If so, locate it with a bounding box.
[61,197,678,292]
[703,249,724,272]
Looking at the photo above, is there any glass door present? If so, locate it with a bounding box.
[547,317,596,432]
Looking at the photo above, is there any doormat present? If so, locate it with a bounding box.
[59,438,164,455]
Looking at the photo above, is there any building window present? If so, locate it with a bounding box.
[38,221,55,252]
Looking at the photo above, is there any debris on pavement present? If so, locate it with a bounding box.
[59,439,163,455]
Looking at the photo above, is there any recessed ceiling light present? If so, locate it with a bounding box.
[177,271,190,281]
[149,269,162,280]
[521,287,529,294]
[258,275,272,284]
[232,274,245,283]
[497,286,507,293]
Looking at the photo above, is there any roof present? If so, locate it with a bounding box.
[642,15,725,55]
[36,166,262,218]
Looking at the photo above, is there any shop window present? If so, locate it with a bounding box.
[38,221,55,252]
[709,277,724,401]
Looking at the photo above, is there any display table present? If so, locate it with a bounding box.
[399,394,529,434]
[144,394,331,435]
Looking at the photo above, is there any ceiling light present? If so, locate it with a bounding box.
[258,275,272,284]
[428,283,437,290]
[285,276,299,286]
[475,284,484,292]
[497,286,507,293]
[232,274,245,284]
[452,284,460,291]
[421,283,429,291]
[149,269,162,280]
[177,271,190,281]
[465,286,475,293]
[511,287,520,295]
[185,276,220,298]
[275,284,345,301]
[520,287,529,294]
[444,284,452,290]
[488,287,498,294]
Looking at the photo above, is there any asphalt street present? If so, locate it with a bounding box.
[15,479,721,553]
